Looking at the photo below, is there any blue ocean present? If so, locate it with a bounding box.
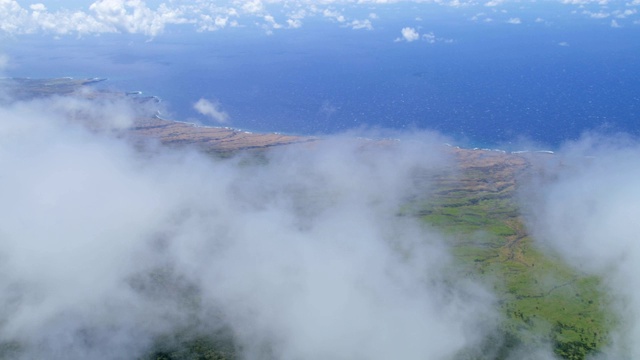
[4,8,639,149]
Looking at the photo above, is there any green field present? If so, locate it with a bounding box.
[413,159,614,360]
[142,156,615,360]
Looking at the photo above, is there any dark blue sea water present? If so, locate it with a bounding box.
[3,8,639,149]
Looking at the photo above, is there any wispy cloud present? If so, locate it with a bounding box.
[586,10,611,19]
[240,0,265,14]
[395,27,453,43]
[614,9,637,18]
[194,98,230,124]
[287,18,302,28]
[484,0,505,6]
[521,133,640,358]
[197,14,238,32]
[322,8,346,22]
[350,18,373,30]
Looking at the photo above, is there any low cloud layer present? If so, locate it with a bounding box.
[0,94,500,359]
[521,134,640,358]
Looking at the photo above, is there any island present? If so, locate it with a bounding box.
[0,78,611,360]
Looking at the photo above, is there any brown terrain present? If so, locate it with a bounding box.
[0,77,536,188]
[128,115,315,153]
[1,77,542,185]
[0,78,527,170]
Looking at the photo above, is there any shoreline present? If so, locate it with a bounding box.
[0,76,557,155]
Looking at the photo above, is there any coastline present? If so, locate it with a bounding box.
[0,76,557,155]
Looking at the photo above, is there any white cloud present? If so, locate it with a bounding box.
[87,0,189,36]
[611,19,621,26]
[398,26,420,42]
[0,1,29,33]
[585,10,611,18]
[562,0,610,4]
[287,18,302,28]
[196,7,241,33]
[446,0,469,8]
[521,135,640,358]
[194,98,230,124]
[323,8,346,22]
[582,10,611,19]
[0,92,502,359]
[240,0,264,14]
[423,31,437,43]
[535,17,545,22]
[0,0,194,36]
[215,15,229,28]
[197,14,227,31]
[0,0,190,36]
[350,18,373,30]
[484,0,504,6]
[0,1,637,36]
[395,27,452,43]
[263,14,282,29]
[614,8,637,17]
[288,9,306,20]
[558,41,570,46]
[29,3,46,12]
[471,12,486,21]
[506,17,521,24]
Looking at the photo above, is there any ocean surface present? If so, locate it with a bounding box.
[3,10,639,149]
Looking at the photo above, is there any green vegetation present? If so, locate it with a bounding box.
[414,163,614,359]
[0,342,21,359]
[128,267,238,360]
[0,77,105,100]
[143,333,236,360]
[141,153,615,360]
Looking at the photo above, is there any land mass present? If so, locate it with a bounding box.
[0,78,611,360]
[0,77,313,154]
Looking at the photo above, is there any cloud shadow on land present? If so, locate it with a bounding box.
[519,132,640,359]
[0,93,506,359]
